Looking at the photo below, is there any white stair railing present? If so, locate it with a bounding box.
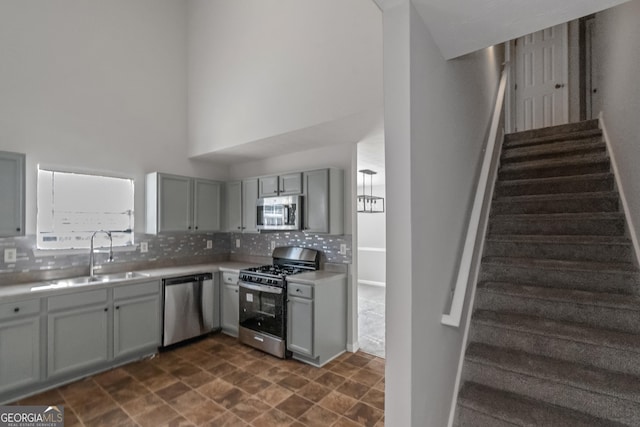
[441,63,510,328]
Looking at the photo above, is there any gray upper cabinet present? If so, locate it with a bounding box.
[224,181,243,232]
[242,179,259,233]
[224,179,258,233]
[258,173,302,197]
[146,172,221,234]
[0,151,25,237]
[303,169,344,234]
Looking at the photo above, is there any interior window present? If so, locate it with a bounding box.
[37,167,134,250]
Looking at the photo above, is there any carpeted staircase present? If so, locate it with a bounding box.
[455,119,640,426]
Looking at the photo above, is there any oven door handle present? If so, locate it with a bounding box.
[239,281,283,294]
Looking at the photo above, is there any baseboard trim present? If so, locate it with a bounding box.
[347,341,360,353]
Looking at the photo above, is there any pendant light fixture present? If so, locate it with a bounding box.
[357,169,385,213]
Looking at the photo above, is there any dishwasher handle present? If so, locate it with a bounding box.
[163,273,212,286]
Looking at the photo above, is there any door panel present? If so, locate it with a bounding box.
[516,23,568,131]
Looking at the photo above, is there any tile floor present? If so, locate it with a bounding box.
[357,283,385,358]
[11,333,385,427]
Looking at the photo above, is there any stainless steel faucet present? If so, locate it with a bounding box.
[89,230,113,278]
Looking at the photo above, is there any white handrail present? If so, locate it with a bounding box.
[441,63,510,328]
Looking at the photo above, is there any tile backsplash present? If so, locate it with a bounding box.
[0,232,352,285]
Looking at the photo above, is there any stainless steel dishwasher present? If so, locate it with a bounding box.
[162,273,214,347]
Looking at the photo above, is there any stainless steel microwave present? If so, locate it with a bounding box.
[256,195,302,231]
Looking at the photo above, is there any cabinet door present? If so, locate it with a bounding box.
[159,174,192,232]
[221,284,239,337]
[0,152,25,237]
[193,179,221,232]
[303,170,330,233]
[287,296,314,357]
[0,316,40,393]
[242,179,259,233]
[279,173,302,195]
[113,295,160,359]
[225,181,243,232]
[258,176,279,197]
[48,306,109,378]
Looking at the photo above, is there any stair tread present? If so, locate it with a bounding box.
[478,281,640,311]
[494,191,619,203]
[485,234,631,245]
[458,382,625,427]
[496,172,614,187]
[505,128,603,148]
[465,342,640,402]
[502,140,605,161]
[474,307,640,351]
[491,211,624,220]
[482,256,637,273]
[499,152,608,172]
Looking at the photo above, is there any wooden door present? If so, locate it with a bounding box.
[515,23,569,131]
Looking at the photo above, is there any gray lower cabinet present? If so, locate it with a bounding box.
[287,276,347,367]
[0,299,41,394]
[287,295,313,357]
[221,272,239,337]
[47,290,109,378]
[113,281,161,360]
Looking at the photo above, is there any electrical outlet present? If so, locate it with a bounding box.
[339,244,347,255]
[206,240,213,249]
[4,248,17,263]
[140,242,148,253]
[270,241,276,250]
[236,239,241,248]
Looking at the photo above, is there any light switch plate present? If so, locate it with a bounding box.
[270,241,276,250]
[339,244,347,255]
[140,242,148,253]
[4,248,17,263]
[236,239,241,248]
[206,240,213,249]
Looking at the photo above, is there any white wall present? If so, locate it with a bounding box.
[593,0,640,255]
[187,0,382,157]
[384,2,504,425]
[0,0,227,234]
[358,185,386,285]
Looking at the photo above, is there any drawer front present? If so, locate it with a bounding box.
[288,283,313,299]
[113,280,160,300]
[0,299,40,320]
[222,272,238,285]
[48,289,108,312]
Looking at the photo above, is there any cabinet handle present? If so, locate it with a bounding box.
[104,308,108,312]
[237,226,241,230]
[16,227,21,232]
[273,190,278,193]
[115,306,120,310]
[188,226,192,230]
[195,226,198,230]
[235,289,238,293]
[13,307,19,313]
[296,289,301,293]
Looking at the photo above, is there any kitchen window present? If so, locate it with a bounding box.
[37,167,134,250]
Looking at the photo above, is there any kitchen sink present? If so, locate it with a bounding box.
[31,271,150,291]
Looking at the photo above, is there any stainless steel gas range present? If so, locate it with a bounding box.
[238,246,320,358]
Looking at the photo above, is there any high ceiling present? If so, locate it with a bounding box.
[378,0,632,59]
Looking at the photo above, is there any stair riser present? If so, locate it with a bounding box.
[505,121,600,144]
[455,406,516,427]
[488,218,626,236]
[479,264,639,293]
[483,241,634,263]
[491,197,618,215]
[474,291,640,334]
[495,176,614,197]
[501,143,606,165]
[463,360,640,425]
[469,323,640,376]
[499,162,610,181]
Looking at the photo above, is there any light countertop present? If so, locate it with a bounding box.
[286,271,347,285]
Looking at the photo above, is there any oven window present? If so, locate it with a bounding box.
[239,286,285,338]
